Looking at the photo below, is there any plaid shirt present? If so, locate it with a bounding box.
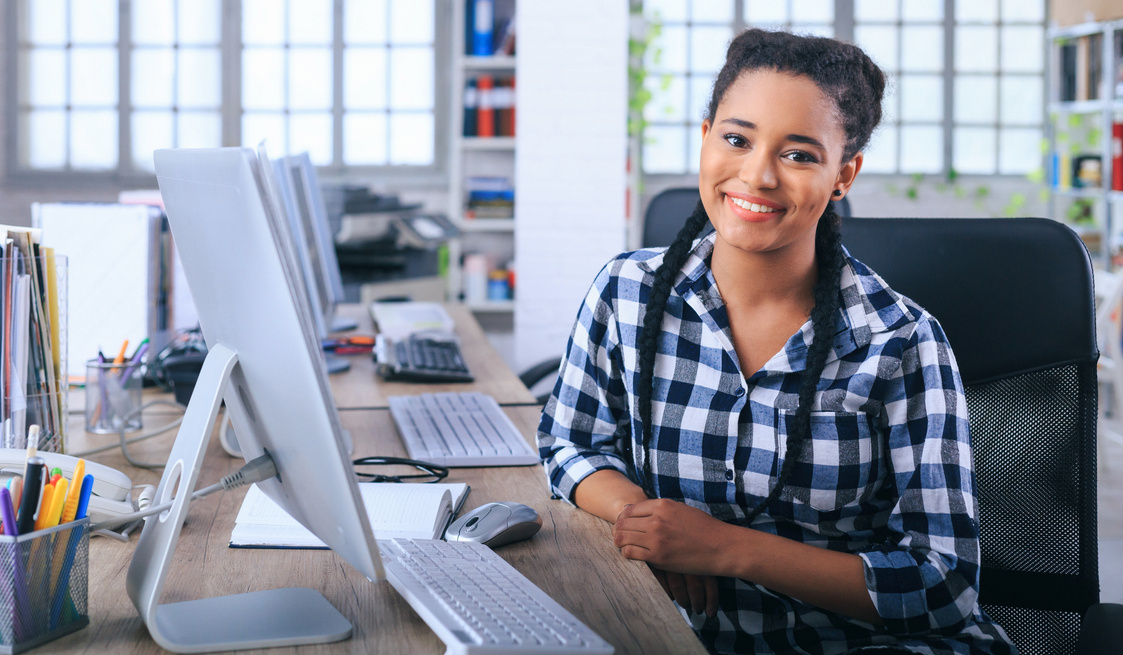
[537,232,1017,655]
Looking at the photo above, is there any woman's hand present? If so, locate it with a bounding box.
[647,564,719,618]
[613,499,734,575]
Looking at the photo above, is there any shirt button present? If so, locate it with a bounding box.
[725,469,734,481]
[735,387,746,397]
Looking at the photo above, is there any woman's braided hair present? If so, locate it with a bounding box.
[634,30,885,521]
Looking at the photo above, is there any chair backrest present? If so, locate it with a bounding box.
[841,217,1099,655]
[641,187,851,248]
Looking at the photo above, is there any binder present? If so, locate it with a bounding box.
[476,75,495,137]
[472,0,494,56]
[463,78,479,137]
[1112,121,1123,192]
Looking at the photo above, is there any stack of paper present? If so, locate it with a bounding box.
[230,482,471,548]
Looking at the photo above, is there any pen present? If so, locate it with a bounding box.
[16,457,44,535]
[34,483,55,532]
[74,475,93,521]
[1,487,27,642]
[119,341,150,387]
[113,340,129,367]
[61,460,85,524]
[25,425,38,457]
[0,487,18,538]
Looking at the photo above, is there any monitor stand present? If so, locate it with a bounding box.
[125,343,353,653]
[325,352,351,373]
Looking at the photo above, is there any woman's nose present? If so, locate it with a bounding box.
[739,150,778,190]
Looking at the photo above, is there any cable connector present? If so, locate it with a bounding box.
[219,451,277,491]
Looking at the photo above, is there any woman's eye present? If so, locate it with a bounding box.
[785,151,818,164]
[723,134,747,148]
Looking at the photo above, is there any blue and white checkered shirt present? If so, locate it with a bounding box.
[537,232,1017,654]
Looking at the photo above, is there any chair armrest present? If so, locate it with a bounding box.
[1076,603,1123,654]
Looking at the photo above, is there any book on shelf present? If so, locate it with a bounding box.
[463,76,515,138]
[1060,41,1078,102]
[466,0,515,57]
[230,482,471,548]
[1112,121,1122,192]
[470,0,493,56]
[1059,34,1107,103]
[1115,31,1123,98]
[465,177,514,220]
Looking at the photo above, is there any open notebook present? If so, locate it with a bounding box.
[231,482,470,548]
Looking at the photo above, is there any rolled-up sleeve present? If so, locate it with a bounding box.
[537,260,633,502]
[859,314,982,636]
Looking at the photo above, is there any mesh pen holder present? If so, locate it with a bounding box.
[84,360,145,434]
[0,519,89,653]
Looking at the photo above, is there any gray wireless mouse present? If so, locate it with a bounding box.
[444,502,542,547]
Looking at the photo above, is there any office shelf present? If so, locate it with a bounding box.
[461,137,516,151]
[457,219,516,232]
[462,55,517,70]
[465,299,516,312]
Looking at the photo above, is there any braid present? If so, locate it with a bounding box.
[636,200,711,496]
[743,203,846,523]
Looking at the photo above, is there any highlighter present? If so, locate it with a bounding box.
[61,460,85,523]
[34,483,55,532]
[0,488,17,537]
[45,478,67,528]
[15,456,45,535]
[74,475,94,521]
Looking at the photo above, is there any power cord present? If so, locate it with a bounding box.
[68,399,187,469]
[90,452,277,532]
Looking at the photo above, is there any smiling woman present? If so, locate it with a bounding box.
[537,28,1018,655]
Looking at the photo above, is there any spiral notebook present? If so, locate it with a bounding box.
[230,482,470,548]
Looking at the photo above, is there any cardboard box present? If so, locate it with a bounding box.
[1051,0,1123,27]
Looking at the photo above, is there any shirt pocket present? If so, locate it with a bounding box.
[775,409,878,513]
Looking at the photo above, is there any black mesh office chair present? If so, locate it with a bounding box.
[641,186,851,248]
[841,217,1122,655]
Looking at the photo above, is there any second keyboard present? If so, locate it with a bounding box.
[388,392,541,467]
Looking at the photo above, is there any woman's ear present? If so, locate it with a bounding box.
[834,152,864,198]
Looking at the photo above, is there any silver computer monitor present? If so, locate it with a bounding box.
[126,147,382,653]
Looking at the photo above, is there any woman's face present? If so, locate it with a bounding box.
[699,69,861,260]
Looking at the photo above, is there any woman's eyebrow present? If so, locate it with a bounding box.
[718,118,826,151]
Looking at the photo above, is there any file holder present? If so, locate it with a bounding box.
[0,519,90,653]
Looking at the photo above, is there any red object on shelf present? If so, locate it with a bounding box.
[477,75,495,138]
[1113,121,1123,192]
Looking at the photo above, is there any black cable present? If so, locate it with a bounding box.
[352,456,449,483]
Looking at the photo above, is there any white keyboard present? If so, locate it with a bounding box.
[380,538,614,655]
[388,392,540,467]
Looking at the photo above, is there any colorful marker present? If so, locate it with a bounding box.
[74,475,94,521]
[61,460,85,524]
[34,483,55,532]
[45,478,67,528]
[15,457,44,535]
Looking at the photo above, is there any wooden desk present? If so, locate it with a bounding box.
[53,402,706,654]
[329,303,538,409]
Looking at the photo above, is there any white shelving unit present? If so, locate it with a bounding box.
[1046,19,1123,266]
[447,1,517,313]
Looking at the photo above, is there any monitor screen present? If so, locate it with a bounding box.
[151,146,381,581]
[287,153,346,307]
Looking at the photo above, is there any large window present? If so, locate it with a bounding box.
[641,0,1046,176]
[9,0,442,178]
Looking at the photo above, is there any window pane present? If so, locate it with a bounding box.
[900,26,942,72]
[389,113,433,165]
[999,127,1041,174]
[27,49,66,107]
[690,27,733,74]
[691,0,734,23]
[689,75,713,122]
[289,113,333,163]
[132,0,175,45]
[289,48,333,110]
[178,111,222,148]
[132,111,174,172]
[26,110,67,168]
[650,25,688,74]
[1001,26,1043,73]
[644,125,688,173]
[179,49,222,108]
[954,75,997,124]
[345,48,388,109]
[743,0,786,25]
[345,0,388,44]
[794,24,833,38]
[881,74,899,124]
[28,0,66,45]
[791,0,833,23]
[647,0,689,23]
[71,0,117,44]
[132,49,175,107]
[243,112,286,152]
[344,112,388,164]
[903,1,943,21]
[855,26,899,73]
[956,0,998,22]
[953,126,997,174]
[179,0,222,44]
[861,124,898,173]
[900,125,943,173]
[243,48,286,110]
[71,110,118,169]
[290,0,333,45]
[900,75,942,122]
[71,48,117,106]
[390,0,434,44]
[955,26,997,72]
[1001,0,1044,22]
[855,0,898,22]
[688,123,704,173]
[390,48,434,110]
[645,74,686,123]
[243,0,286,45]
[1000,77,1042,125]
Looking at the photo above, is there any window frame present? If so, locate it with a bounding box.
[3,0,452,187]
[640,0,1048,180]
